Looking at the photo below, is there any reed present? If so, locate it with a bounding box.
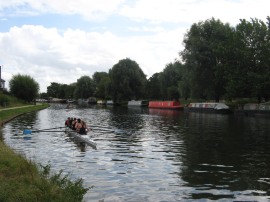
[0,142,89,201]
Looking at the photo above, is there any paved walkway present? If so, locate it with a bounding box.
[0,105,35,112]
[0,103,43,112]
[0,104,43,126]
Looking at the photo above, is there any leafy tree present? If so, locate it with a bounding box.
[74,76,95,99]
[93,72,110,99]
[109,58,147,103]
[159,61,182,100]
[64,83,76,99]
[227,18,270,102]
[146,73,162,100]
[178,64,191,100]
[9,74,39,102]
[47,82,76,99]
[93,72,109,85]
[181,18,234,102]
[47,82,62,98]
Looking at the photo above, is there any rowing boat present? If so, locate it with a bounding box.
[65,127,97,148]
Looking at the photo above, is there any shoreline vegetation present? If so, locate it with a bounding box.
[0,103,89,201]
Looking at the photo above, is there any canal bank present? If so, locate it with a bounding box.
[0,104,88,201]
[0,104,48,126]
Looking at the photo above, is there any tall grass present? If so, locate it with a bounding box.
[0,92,26,108]
[0,102,90,201]
[0,142,89,201]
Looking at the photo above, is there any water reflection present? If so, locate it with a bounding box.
[2,105,270,201]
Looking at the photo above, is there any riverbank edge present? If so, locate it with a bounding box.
[0,104,49,126]
[0,104,88,201]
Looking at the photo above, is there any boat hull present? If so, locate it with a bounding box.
[184,103,231,114]
[148,101,183,110]
[234,103,270,116]
[128,100,149,107]
[65,127,97,148]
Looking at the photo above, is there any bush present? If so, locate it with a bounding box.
[0,93,10,107]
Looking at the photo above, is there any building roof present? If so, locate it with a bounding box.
[0,78,5,82]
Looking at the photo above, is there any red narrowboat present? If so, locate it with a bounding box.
[148,101,183,110]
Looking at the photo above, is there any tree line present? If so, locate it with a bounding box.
[7,17,270,103]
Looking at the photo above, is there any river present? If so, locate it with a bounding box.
[1,104,270,201]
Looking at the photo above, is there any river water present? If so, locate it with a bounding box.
[1,104,270,202]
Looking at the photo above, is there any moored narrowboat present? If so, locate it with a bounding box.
[97,100,106,105]
[185,102,231,114]
[128,100,148,107]
[148,101,183,110]
[235,102,270,116]
[107,100,114,105]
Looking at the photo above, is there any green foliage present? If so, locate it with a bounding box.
[181,18,234,102]
[0,141,89,202]
[146,73,162,100]
[9,74,39,102]
[47,82,76,99]
[74,76,95,99]
[39,165,89,201]
[0,89,26,108]
[93,72,111,99]
[159,61,183,100]
[225,17,270,101]
[0,93,10,107]
[109,58,147,103]
[180,17,270,102]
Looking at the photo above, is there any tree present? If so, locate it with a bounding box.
[146,73,162,100]
[47,82,61,98]
[93,72,110,99]
[64,83,76,99]
[178,64,191,100]
[47,82,76,99]
[181,18,234,102]
[227,18,270,102]
[74,76,95,99]
[159,61,182,100]
[9,74,39,102]
[109,58,147,103]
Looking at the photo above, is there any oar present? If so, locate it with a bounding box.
[23,126,66,134]
[90,125,113,130]
[23,129,65,135]
[90,128,115,133]
[34,126,66,131]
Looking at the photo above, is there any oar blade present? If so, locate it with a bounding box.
[23,129,32,135]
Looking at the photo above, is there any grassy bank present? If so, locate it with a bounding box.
[0,103,89,201]
[0,104,50,126]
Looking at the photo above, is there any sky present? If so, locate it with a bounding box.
[0,0,269,93]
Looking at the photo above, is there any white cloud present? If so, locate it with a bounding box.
[0,0,125,20]
[0,24,181,92]
[1,0,270,93]
[120,0,270,26]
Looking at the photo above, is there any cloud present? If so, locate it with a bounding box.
[0,0,125,20]
[1,0,270,93]
[120,0,270,26]
[0,24,181,92]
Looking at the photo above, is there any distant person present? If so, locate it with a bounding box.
[68,118,73,129]
[75,118,82,132]
[72,118,77,130]
[79,121,89,135]
[65,117,70,127]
